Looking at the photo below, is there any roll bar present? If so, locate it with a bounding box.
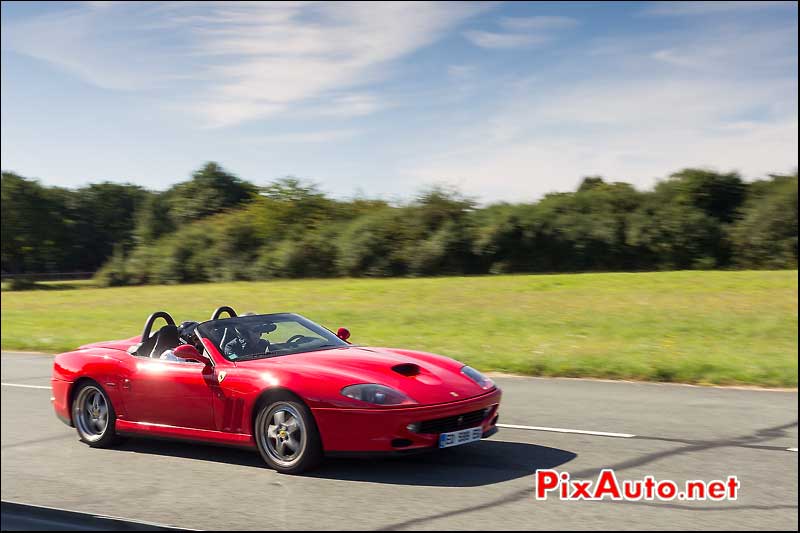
[210,306,238,320]
[141,311,176,341]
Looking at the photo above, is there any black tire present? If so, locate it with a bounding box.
[72,381,119,448]
[254,394,322,474]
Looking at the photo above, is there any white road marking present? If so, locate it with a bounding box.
[497,423,635,438]
[0,382,791,448]
[1,382,51,390]
[0,383,632,438]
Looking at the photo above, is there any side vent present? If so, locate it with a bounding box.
[392,363,421,377]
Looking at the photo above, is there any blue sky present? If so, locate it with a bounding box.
[1,1,797,202]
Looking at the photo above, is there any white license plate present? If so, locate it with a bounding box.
[438,426,483,448]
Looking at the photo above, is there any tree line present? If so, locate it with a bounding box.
[1,162,796,286]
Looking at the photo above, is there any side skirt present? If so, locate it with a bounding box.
[115,420,256,449]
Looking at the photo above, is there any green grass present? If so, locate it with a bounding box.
[1,271,796,387]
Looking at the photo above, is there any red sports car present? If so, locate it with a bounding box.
[52,307,501,473]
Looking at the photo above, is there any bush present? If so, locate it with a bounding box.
[731,174,798,269]
[6,167,798,283]
[250,234,338,279]
[94,247,131,287]
[6,277,38,291]
[408,221,476,276]
[336,209,413,276]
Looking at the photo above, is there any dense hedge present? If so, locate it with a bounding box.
[1,162,796,285]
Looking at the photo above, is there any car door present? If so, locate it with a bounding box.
[122,357,217,430]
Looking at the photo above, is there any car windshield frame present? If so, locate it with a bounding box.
[195,312,348,362]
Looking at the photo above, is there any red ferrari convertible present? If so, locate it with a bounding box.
[52,307,501,473]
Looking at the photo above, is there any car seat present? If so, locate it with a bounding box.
[137,324,181,358]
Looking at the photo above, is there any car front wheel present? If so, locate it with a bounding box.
[255,396,322,474]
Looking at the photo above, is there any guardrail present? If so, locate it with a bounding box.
[0,501,191,531]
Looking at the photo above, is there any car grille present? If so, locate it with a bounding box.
[418,409,486,434]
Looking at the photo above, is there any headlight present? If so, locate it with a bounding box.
[341,384,416,405]
[461,365,494,390]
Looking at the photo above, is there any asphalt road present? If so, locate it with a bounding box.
[1,352,797,530]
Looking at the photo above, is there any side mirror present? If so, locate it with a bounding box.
[174,344,211,365]
[336,327,351,342]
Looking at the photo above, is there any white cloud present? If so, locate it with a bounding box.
[406,23,798,201]
[447,64,476,78]
[316,94,386,118]
[251,129,359,143]
[650,24,798,73]
[2,1,490,126]
[1,6,171,90]
[642,1,793,16]
[84,1,116,10]
[464,14,578,50]
[2,1,796,201]
[498,16,578,31]
[407,114,798,203]
[463,30,551,49]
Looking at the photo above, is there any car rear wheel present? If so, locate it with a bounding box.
[72,382,118,447]
[255,397,322,474]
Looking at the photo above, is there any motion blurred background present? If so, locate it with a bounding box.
[1,1,797,387]
[0,3,797,531]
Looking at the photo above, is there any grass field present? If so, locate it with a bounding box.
[1,271,797,387]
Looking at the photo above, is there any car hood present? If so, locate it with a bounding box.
[235,346,491,406]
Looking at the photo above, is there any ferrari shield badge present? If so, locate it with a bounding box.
[218,371,227,383]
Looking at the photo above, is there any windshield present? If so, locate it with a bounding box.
[196,313,347,362]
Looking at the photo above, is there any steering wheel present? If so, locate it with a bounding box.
[286,334,311,345]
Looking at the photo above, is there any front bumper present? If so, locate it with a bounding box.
[51,378,73,427]
[312,387,501,452]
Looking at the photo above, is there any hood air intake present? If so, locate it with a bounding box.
[392,363,421,377]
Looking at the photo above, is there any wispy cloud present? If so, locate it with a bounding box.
[408,20,798,201]
[251,129,359,144]
[84,1,116,10]
[463,30,551,49]
[464,15,578,49]
[315,94,386,118]
[1,1,796,200]
[1,5,175,90]
[447,64,477,79]
[649,24,797,73]
[642,1,792,16]
[2,1,489,127]
[498,16,579,31]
